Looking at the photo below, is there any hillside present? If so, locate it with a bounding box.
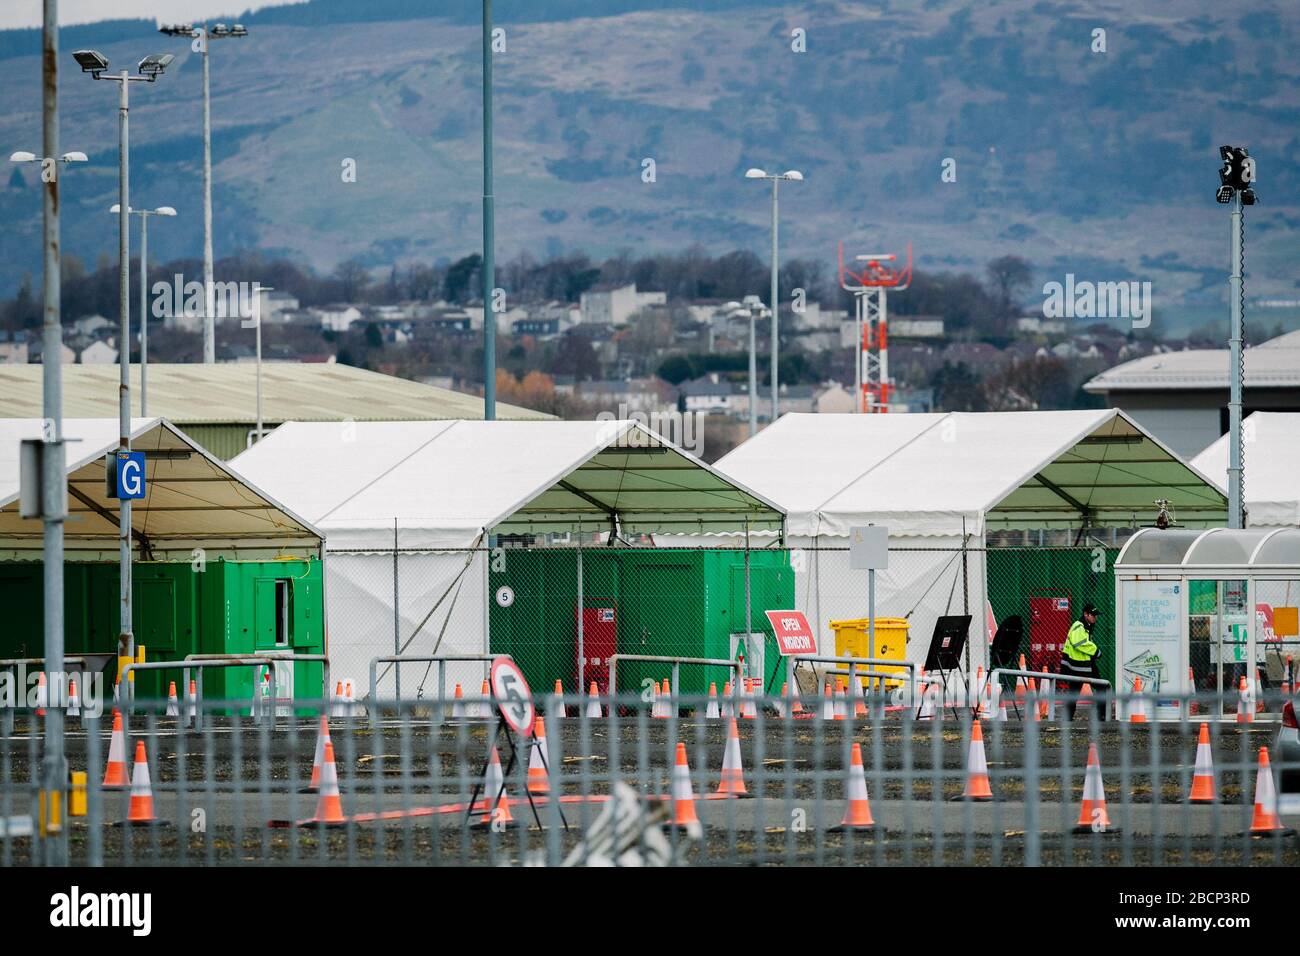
[0,0,1297,327]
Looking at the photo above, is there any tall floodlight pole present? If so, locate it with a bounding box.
[1216,145,1258,529]
[111,204,178,415]
[745,167,802,425]
[725,297,769,437]
[482,1,496,419]
[159,23,247,364]
[74,48,173,702]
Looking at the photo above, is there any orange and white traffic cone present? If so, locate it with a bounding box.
[306,715,331,791]
[67,679,80,721]
[331,680,344,718]
[990,683,1008,722]
[1188,722,1217,803]
[35,671,47,716]
[789,682,806,718]
[720,681,734,719]
[186,678,197,728]
[125,741,160,825]
[309,740,347,826]
[833,682,848,721]
[831,743,875,831]
[477,679,492,720]
[527,716,551,795]
[960,721,993,801]
[973,667,986,719]
[820,680,835,720]
[663,678,675,719]
[670,742,702,833]
[714,717,748,797]
[851,677,867,719]
[706,682,721,719]
[1246,747,1295,837]
[585,681,602,719]
[1076,682,1094,717]
[1026,678,1040,722]
[1041,679,1056,721]
[1129,677,1149,724]
[741,679,758,719]
[166,681,180,718]
[451,683,467,720]
[1236,676,1253,724]
[649,678,663,718]
[552,679,567,718]
[102,709,130,789]
[1073,741,1116,834]
[1188,667,1199,716]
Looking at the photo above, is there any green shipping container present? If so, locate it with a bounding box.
[0,558,324,710]
[488,549,794,701]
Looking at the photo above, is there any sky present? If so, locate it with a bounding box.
[0,0,305,31]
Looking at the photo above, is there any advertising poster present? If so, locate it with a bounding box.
[1122,580,1184,710]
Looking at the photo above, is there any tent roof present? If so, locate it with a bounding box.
[0,418,322,558]
[229,420,785,549]
[1191,412,1300,527]
[714,409,1227,537]
[1116,526,1300,570]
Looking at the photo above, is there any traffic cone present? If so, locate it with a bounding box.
[113,675,120,705]
[1026,678,1040,722]
[833,682,847,721]
[1188,667,1199,716]
[1188,722,1217,803]
[1246,747,1295,837]
[1016,654,1030,708]
[831,743,875,831]
[649,678,663,718]
[714,718,748,797]
[1073,742,1116,834]
[35,672,47,716]
[720,681,733,719]
[820,681,835,720]
[1129,677,1149,724]
[789,682,806,718]
[186,678,197,728]
[126,741,160,825]
[851,676,867,719]
[741,679,757,719]
[331,680,344,718]
[166,681,179,718]
[1236,676,1253,724]
[552,679,567,718]
[1041,680,1056,721]
[917,676,935,720]
[478,679,492,720]
[585,681,602,719]
[670,742,701,832]
[706,682,721,719]
[346,679,360,718]
[310,740,347,826]
[527,716,551,795]
[662,678,675,719]
[67,679,80,720]
[307,715,331,791]
[101,709,129,789]
[990,683,1008,721]
[973,667,986,718]
[451,683,466,720]
[960,721,993,801]
[1077,682,1094,716]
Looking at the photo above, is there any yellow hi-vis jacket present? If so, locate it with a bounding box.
[1062,620,1098,662]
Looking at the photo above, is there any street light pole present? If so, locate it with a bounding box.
[482,0,496,420]
[745,167,802,426]
[112,204,177,416]
[74,47,173,704]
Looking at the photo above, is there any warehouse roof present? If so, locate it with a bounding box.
[714,409,1227,537]
[1083,331,1300,393]
[0,418,322,558]
[1191,412,1300,527]
[230,419,785,549]
[0,363,550,424]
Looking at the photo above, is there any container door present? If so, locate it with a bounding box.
[1028,593,1071,675]
[576,604,616,695]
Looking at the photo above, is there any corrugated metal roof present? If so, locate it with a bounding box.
[0,363,551,424]
[1083,332,1300,393]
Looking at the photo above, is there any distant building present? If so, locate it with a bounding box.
[78,339,119,364]
[0,331,28,365]
[1083,329,1300,457]
[580,284,665,327]
[1017,315,1066,335]
[813,382,855,414]
[258,289,299,324]
[680,375,746,416]
[891,316,945,338]
[73,314,112,337]
[577,378,675,414]
[315,305,363,333]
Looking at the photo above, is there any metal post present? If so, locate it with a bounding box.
[1227,191,1244,529]
[576,535,585,696]
[769,177,779,424]
[853,293,863,413]
[139,212,147,415]
[392,520,400,701]
[117,70,134,700]
[747,310,757,437]
[868,568,876,697]
[744,522,752,675]
[255,284,263,440]
[40,0,68,865]
[201,27,215,364]
[481,0,496,420]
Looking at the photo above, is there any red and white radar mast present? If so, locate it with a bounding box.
[838,242,912,413]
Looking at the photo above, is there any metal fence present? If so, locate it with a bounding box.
[2,681,1297,866]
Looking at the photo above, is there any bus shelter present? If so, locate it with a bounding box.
[1114,527,1300,719]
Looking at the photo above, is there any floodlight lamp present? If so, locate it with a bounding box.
[231,24,248,36]
[109,203,122,213]
[60,151,88,163]
[137,53,174,78]
[782,170,804,181]
[158,23,194,36]
[9,151,37,163]
[212,23,229,36]
[72,49,109,75]
[1216,185,1235,204]
[156,206,178,216]
[744,168,766,179]
[1241,188,1257,206]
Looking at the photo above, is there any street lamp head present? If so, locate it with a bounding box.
[9,151,37,163]
[109,203,125,214]
[155,206,178,216]
[60,151,88,163]
[782,170,804,181]
[211,23,230,37]
[158,23,195,37]
[231,24,248,37]
[744,168,767,179]
[72,49,109,76]
[137,53,175,78]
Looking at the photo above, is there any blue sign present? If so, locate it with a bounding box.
[112,451,146,500]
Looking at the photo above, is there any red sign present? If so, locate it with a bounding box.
[765,610,818,656]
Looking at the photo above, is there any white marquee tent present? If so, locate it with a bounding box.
[1192,412,1300,528]
[710,409,1228,672]
[230,419,783,696]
